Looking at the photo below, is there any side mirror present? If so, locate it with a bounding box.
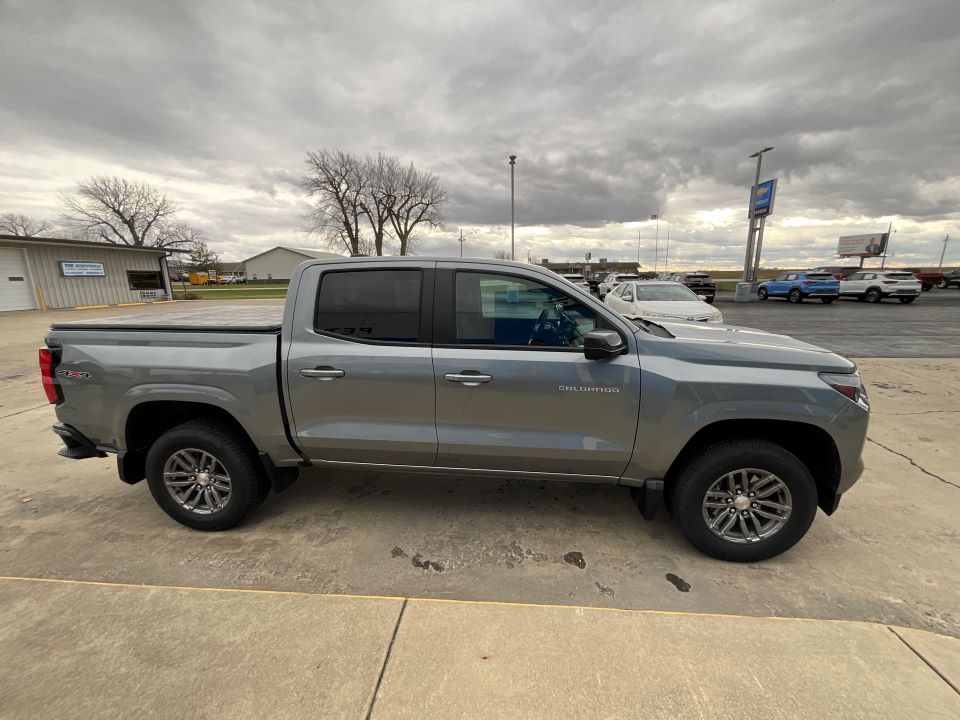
[583,330,625,360]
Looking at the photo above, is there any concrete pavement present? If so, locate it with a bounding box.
[0,576,957,719]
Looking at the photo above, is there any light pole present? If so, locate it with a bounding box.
[744,146,773,282]
[458,228,476,258]
[509,155,516,260]
[939,234,951,271]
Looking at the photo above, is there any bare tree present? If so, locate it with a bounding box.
[302,150,367,255]
[493,249,511,260]
[59,176,179,247]
[156,222,205,249]
[0,212,53,237]
[388,163,446,256]
[359,153,398,256]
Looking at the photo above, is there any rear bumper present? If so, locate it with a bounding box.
[52,423,107,459]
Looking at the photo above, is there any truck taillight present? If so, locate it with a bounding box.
[819,372,866,404]
[39,348,61,404]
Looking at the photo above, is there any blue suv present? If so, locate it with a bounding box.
[758,272,840,304]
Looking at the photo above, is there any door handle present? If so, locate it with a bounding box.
[444,372,493,386]
[300,367,345,380]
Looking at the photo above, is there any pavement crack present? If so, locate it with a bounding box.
[871,410,960,416]
[0,404,48,421]
[365,598,407,720]
[887,627,960,697]
[866,437,960,490]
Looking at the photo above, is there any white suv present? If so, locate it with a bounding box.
[839,270,921,303]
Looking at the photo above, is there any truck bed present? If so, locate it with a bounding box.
[50,306,283,332]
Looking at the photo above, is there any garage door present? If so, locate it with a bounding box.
[0,248,36,311]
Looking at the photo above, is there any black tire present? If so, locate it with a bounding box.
[921,283,932,292]
[865,287,882,303]
[704,296,715,305]
[145,420,262,531]
[788,288,802,303]
[757,287,768,300]
[669,439,818,562]
[820,297,836,304]
[899,296,917,304]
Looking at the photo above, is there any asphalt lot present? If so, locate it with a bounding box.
[716,287,960,357]
[0,299,958,640]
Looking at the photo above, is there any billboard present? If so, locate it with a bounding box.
[837,233,888,258]
[59,261,105,277]
[748,178,777,218]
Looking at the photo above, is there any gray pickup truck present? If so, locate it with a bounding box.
[42,257,869,561]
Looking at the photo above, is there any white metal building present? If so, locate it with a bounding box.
[242,246,343,281]
[0,235,175,311]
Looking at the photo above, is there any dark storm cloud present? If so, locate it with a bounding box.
[1,0,958,263]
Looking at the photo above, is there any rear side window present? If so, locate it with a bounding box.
[805,273,834,279]
[315,269,421,342]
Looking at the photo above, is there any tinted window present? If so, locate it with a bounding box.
[805,273,834,279]
[127,271,163,290]
[455,272,595,347]
[315,270,421,342]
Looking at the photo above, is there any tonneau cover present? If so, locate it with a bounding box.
[50,305,283,332]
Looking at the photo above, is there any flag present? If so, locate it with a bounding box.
[649,214,658,220]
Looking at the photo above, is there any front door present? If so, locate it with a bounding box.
[432,266,641,479]
[285,263,438,466]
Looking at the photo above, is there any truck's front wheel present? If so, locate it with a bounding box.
[145,420,262,531]
[670,439,818,562]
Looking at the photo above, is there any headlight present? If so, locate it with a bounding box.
[711,312,723,322]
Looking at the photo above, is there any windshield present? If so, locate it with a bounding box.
[615,274,639,281]
[629,283,700,301]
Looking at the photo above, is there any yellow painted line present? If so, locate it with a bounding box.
[0,575,929,634]
[116,302,146,307]
[73,304,109,310]
[151,300,177,304]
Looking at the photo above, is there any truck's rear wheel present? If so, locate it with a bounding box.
[145,420,262,531]
[669,439,818,561]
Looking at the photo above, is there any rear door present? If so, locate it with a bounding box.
[431,264,641,479]
[285,261,438,466]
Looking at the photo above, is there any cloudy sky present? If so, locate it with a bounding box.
[1,0,958,268]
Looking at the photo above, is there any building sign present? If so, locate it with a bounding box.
[748,178,778,218]
[837,233,888,258]
[59,261,105,277]
[139,290,166,301]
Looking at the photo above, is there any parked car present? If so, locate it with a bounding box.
[586,273,606,293]
[810,266,862,280]
[559,273,591,293]
[757,272,840,303]
[938,269,960,289]
[605,281,722,323]
[670,273,717,304]
[901,268,945,291]
[42,257,868,562]
[839,270,921,303]
[598,273,640,299]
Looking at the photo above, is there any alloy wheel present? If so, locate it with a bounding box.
[162,448,232,515]
[701,468,792,544]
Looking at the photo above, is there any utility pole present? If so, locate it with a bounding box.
[939,234,951,271]
[653,209,660,273]
[744,147,773,282]
[664,227,670,274]
[509,155,517,261]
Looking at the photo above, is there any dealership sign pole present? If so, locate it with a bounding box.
[742,147,774,285]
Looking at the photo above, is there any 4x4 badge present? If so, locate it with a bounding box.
[58,370,91,380]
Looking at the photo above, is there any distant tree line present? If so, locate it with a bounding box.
[2,150,449,263]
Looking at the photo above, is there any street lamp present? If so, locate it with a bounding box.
[744,146,774,282]
[458,228,477,258]
[509,155,517,261]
